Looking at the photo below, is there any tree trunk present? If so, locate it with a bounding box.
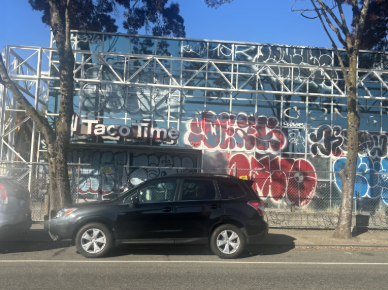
[47,0,75,212]
[47,50,74,212]
[333,52,360,239]
[48,144,72,214]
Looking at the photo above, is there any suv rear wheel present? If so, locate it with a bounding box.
[210,224,245,259]
[75,223,112,258]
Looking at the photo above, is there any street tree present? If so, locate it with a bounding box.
[291,0,372,239]
[206,0,372,239]
[29,0,186,37]
[0,0,185,213]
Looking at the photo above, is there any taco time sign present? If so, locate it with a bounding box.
[70,114,179,141]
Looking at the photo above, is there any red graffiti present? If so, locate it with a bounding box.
[228,154,317,207]
[187,112,286,153]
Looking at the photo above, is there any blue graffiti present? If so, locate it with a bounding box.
[333,157,388,204]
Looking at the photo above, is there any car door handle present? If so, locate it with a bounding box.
[210,204,220,209]
[163,207,173,212]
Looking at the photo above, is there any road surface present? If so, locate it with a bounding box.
[1,240,387,289]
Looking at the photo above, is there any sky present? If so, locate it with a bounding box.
[0,0,353,50]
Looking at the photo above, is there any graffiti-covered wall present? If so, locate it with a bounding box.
[38,31,388,209]
[65,149,198,198]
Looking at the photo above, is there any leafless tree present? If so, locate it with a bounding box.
[0,0,74,212]
[292,0,371,239]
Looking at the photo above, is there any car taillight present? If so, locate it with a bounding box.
[248,200,264,216]
[0,184,8,205]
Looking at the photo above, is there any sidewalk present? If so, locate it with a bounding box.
[3,224,388,248]
[262,228,388,248]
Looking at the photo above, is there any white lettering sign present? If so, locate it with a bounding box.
[70,114,180,141]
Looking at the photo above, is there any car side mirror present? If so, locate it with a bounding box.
[130,196,139,208]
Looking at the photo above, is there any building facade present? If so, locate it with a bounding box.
[2,31,388,215]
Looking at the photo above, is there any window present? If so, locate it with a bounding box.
[181,179,216,201]
[217,180,246,200]
[124,179,178,204]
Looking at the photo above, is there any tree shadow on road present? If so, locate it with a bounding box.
[105,233,296,258]
[0,229,70,254]
[0,241,70,254]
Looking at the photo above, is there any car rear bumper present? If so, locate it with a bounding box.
[0,210,32,235]
[245,219,268,244]
[0,220,32,236]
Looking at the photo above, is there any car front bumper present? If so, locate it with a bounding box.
[49,218,75,241]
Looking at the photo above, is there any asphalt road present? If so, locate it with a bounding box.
[0,242,387,290]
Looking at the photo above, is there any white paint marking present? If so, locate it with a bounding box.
[0,260,387,265]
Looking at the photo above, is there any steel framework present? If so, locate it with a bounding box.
[1,31,388,193]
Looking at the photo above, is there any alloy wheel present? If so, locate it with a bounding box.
[216,230,240,254]
[81,228,107,254]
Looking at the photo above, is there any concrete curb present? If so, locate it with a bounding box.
[254,244,388,248]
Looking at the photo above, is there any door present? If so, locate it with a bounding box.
[116,178,179,240]
[174,178,223,240]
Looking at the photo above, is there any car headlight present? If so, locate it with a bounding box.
[55,208,77,218]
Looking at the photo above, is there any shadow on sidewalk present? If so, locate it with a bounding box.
[105,233,296,258]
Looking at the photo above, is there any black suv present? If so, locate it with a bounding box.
[49,174,268,259]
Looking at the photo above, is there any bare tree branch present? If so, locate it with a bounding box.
[310,0,348,81]
[291,0,319,19]
[65,0,71,52]
[315,0,348,50]
[336,0,350,34]
[316,0,350,36]
[0,55,55,143]
[354,0,371,49]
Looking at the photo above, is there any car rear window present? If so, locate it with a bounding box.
[0,179,29,199]
[217,180,246,200]
[181,179,216,201]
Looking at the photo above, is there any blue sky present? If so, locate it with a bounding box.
[1,0,352,50]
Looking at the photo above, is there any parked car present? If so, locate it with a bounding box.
[49,173,268,259]
[0,176,32,238]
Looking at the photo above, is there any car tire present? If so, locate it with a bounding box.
[210,224,246,259]
[75,223,112,258]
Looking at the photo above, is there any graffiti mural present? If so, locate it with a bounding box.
[68,149,129,195]
[334,157,388,205]
[67,150,198,194]
[228,154,317,207]
[129,153,197,186]
[185,111,286,153]
[308,126,388,158]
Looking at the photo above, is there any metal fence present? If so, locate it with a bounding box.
[1,162,387,229]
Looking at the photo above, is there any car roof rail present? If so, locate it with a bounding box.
[165,173,240,179]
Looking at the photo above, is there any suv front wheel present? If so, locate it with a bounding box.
[210,224,246,259]
[75,223,112,258]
